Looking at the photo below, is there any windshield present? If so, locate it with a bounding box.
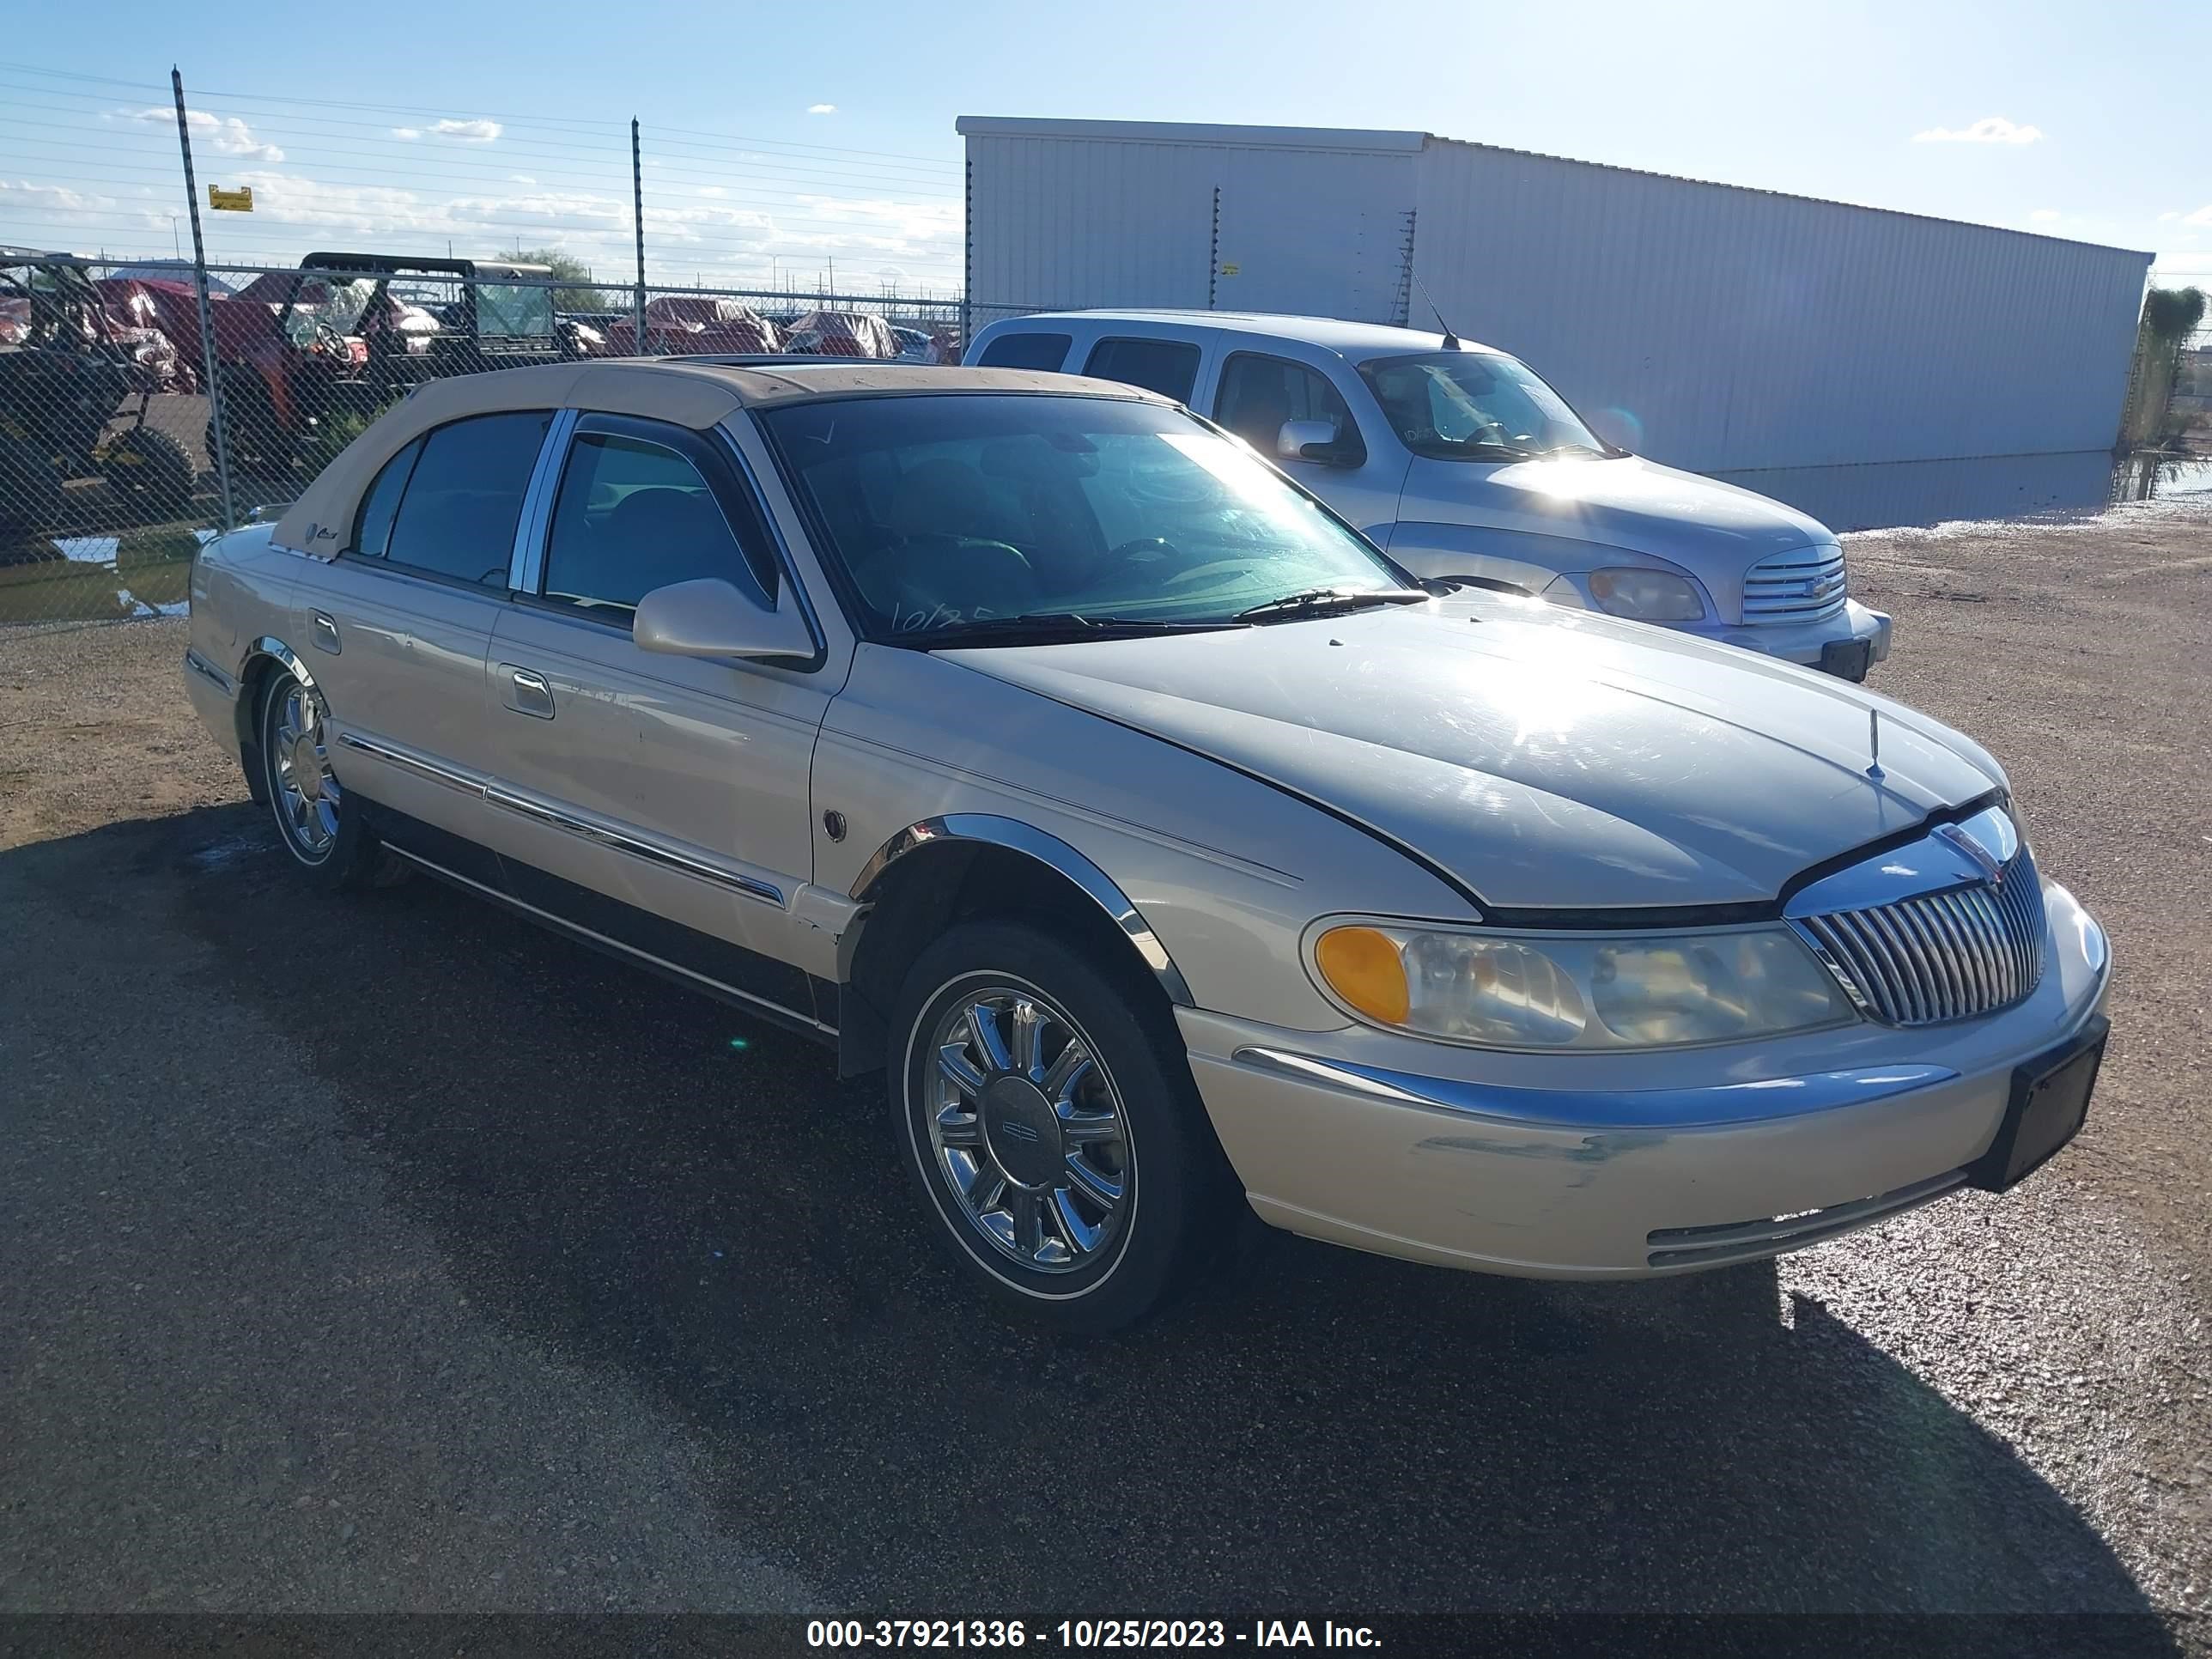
[1358,351,1607,460]
[761,394,1412,641]
[476,282,555,338]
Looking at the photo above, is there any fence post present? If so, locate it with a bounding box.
[1207,185,1220,310]
[630,118,647,357]
[171,66,234,532]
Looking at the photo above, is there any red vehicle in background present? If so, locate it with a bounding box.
[779,309,897,357]
[599,295,781,357]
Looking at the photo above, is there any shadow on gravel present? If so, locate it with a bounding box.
[67,805,2174,1631]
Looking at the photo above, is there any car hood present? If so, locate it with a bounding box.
[941,600,2002,911]
[1398,453,1834,572]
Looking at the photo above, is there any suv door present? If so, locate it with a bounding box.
[477,412,834,1024]
[302,407,556,848]
[1206,350,1407,541]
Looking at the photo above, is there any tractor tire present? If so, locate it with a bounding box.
[106,426,195,515]
[0,432,67,540]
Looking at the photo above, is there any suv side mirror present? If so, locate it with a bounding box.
[633,577,815,663]
[1277,418,1359,468]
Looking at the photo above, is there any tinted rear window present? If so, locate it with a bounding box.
[976,331,1072,372]
[1083,337,1200,403]
[383,410,552,586]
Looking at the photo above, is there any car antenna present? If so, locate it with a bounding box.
[1866,708,1885,781]
[1411,272,1462,349]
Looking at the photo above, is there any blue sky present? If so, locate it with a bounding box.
[3,0,2205,293]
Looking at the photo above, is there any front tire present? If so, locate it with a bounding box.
[889,921,1238,1333]
[256,671,383,889]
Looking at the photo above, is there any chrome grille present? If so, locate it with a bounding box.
[1795,853,2045,1026]
[1742,543,1848,626]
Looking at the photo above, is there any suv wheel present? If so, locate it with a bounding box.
[889,921,1237,1333]
[256,672,385,888]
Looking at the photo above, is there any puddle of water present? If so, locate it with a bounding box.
[1709,451,2212,534]
[0,524,210,624]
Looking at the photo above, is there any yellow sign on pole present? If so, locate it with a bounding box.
[207,185,254,212]
[1218,261,1241,276]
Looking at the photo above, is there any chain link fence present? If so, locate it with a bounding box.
[1,248,1051,626]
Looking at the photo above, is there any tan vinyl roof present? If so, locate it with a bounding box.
[273,360,1160,559]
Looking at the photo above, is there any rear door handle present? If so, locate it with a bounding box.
[311,611,341,653]
[501,665,555,720]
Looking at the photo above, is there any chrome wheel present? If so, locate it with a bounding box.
[925,984,1133,1274]
[266,679,340,861]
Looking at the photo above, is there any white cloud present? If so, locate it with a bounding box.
[2184,205,2212,228]
[806,103,836,115]
[2029,209,2061,224]
[1913,116,2042,146]
[125,106,284,162]
[430,118,502,143]
[392,127,422,140]
[510,174,537,185]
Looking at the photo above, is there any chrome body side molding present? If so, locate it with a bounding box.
[183,647,237,698]
[483,782,784,907]
[850,813,1194,1006]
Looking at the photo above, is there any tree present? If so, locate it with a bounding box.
[498,246,618,313]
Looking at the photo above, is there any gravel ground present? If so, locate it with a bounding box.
[0,497,2207,1636]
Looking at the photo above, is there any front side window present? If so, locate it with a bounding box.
[381,410,552,586]
[540,428,770,619]
[1215,353,1365,465]
[1083,337,1200,403]
[762,393,1412,641]
[1358,352,1606,460]
[977,331,1072,372]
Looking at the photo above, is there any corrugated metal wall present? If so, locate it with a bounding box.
[962,119,1419,320]
[1414,141,2152,472]
[959,118,2154,476]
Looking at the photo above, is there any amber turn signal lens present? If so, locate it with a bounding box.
[1315,926,1411,1025]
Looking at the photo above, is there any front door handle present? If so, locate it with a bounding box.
[311,611,340,654]
[502,665,555,720]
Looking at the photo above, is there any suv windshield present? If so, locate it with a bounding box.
[1358,351,1607,460]
[761,393,1416,641]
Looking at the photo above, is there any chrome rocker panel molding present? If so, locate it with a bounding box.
[337,730,784,906]
[1230,1046,1959,1128]
[381,842,833,1038]
[849,813,1194,1006]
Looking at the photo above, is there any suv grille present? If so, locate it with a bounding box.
[1743,544,1848,627]
[1795,853,2045,1026]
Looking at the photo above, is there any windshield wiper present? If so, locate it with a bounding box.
[900,612,1237,647]
[1231,586,1431,623]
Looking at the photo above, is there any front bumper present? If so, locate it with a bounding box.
[1685,598,1893,674]
[1180,881,2108,1279]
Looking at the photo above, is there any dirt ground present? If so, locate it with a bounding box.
[1,495,2208,1635]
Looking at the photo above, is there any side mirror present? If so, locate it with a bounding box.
[633,576,815,663]
[1277,418,1357,467]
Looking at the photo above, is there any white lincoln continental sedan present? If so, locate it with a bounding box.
[181,359,2110,1331]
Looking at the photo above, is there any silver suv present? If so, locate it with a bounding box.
[969,310,1893,679]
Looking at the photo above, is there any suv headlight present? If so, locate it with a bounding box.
[1586,567,1706,622]
[1311,921,1854,1050]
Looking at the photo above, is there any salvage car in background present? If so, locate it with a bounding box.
[969,311,1892,679]
[180,359,2106,1331]
[599,296,781,358]
[780,309,897,357]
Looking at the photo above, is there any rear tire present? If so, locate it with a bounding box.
[255,671,384,890]
[888,920,1241,1334]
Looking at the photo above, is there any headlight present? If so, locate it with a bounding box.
[1311,921,1854,1050]
[1587,568,1705,622]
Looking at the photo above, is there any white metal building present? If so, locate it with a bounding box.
[957,117,2153,479]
